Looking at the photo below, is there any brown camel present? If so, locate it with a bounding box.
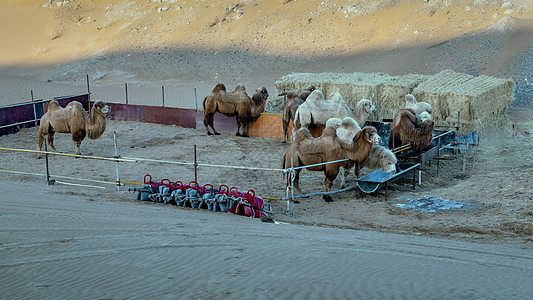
[389,108,434,152]
[37,100,111,155]
[281,92,304,143]
[282,126,381,202]
[298,85,316,101]
[203,84,269,137]
[281,85,316,143]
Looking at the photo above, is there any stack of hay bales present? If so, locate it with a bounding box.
[271,70,514,133]
[412,70,515,133]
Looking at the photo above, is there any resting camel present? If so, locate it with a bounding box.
[404,94,432,116]
[37,100,111,156]
[281,125,381,202]
[293,90,376,130]
[203,84,269,137]
[281,85,316,143]
[389,108,435,152]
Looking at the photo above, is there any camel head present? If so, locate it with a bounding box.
[305,85,316,92]
[255,87,269,100]
[372,146,397,174]
[93,100,111,115]
[356,99,376,115]
[358,126,381,146]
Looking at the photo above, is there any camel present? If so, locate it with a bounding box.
[281,92,304,143]
[281,125,381,202]
[364,145,397,174]
[203,84,269,137]
[37,100,110,156]
[330,117,398,188]
[281,85,316,143]
[293,90,376,131]
[404,94,432,116]
[389,108,435,152]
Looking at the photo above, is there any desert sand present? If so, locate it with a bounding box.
[1,0,533,299]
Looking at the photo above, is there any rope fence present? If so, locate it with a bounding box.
[0,140,360,216]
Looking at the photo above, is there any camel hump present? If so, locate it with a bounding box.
[405,94,417,104]
[212,83,226,93]
[306,90,324,103]
[328,91,344,102]
[47,100,61,111]
[235,84,246,91]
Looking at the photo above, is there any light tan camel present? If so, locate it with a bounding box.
[281,125,381,202]
[389,108,434,152]
[203,83,269,137]
[37,100,110,155]
[327,117,398,188]
[293,90,376,130]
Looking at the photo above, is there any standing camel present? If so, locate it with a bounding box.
[281,85,317,143]
[37,100,111,155]
[282,126,381,202]
[203,84,269,137]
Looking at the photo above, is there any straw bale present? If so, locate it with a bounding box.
[412,70,514,133]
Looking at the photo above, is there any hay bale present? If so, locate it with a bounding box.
[264,95,286,113]
[412,70,514,133]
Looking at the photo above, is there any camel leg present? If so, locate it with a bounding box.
[282,122,288,143]
[203,117,213,135]
[235,119,242,136]
[323,168,339,202]
[242,121,249,138]
[74,141,82,155]
[72,131,85,155]
[47,132,57,152]
[204,114,219,135]
[37,132,46,158]
[339,166,347,189]
[292,169,303,195]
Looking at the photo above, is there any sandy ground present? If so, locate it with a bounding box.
[1,0,533,298]
[2,181,533,299]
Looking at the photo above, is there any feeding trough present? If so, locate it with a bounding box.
[356,162,420,201]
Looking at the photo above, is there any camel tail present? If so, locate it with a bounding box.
[293,109,302,129]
